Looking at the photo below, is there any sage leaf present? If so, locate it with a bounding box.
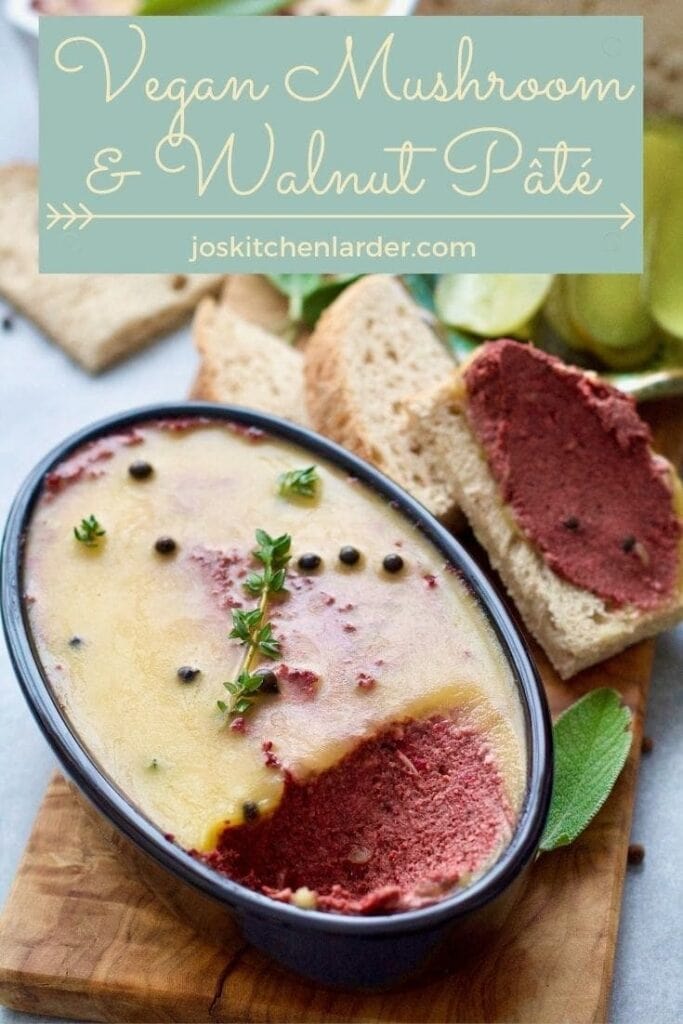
[402,274,438,313]
[540,688,632,853]
[266,274,325,323]
[300,275,359,327]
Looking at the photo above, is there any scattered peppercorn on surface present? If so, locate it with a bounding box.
[24,419,526,908]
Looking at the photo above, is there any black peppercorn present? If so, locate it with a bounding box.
[621,535,636,553]
[254,668,279,694]
[298,552,322,572]
[155,536,177,555]
[129,460,153,481]
[68,636,82,648]
[177,666,200,683]
[382,553,404,574]
[339,545,361,566]
[243,801,260,823]
[563,516,580,531]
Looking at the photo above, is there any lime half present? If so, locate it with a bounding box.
[434,274,553,337]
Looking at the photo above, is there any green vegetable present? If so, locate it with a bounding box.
[139,0,288,16]
[434,273,553,337]
[648,164,683,341]
[73,515,106,547]
[564,274,659,370]
[300,275,359,328]
[540,688,632,853]
[267,275,358,331]
[219,529,292,723]
[267,275,325,325]
[278,465,319,500]
[401,274,438,314]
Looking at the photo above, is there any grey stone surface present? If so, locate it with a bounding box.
[0,13,681,1023]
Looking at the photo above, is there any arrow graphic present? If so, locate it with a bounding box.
[46,202,94,231]
[46,202,636,232]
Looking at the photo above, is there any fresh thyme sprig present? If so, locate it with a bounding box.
[278,465,319,500]
[73,514,106,547]
[219,529,291,722]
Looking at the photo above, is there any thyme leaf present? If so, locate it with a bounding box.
[278,465,319,500]
[73,514,106,547]
[219,529,291,724]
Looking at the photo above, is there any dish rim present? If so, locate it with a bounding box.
[1,401,553,936]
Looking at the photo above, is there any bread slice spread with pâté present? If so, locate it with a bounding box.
[407,338,683,678]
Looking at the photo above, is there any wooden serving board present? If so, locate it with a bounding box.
[0,403,681,1024]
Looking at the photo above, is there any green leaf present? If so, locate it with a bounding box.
[238,671,265,694]
[540,689,632,853]
[139,0,287,15]
[278,465,319,500]
[445,329,481,365]
[269,568,287,593]
[402,274,437,313]
[216,700,227,713]
[234,696,254,715]
[244,572,266,595]
[267,275,324,323]
[73,514,106,547]
[300,275,359,328]
[229,607,262,643]
[255,528,272,549]
[257,623,280,658]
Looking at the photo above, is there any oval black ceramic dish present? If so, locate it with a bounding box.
[1,403,552,990]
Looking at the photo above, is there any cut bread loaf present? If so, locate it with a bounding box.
[407,354,683,679]
[0,165,223,372]
[304,274,461,525]
[192,287,309,425]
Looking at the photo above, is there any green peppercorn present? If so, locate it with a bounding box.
[382,553,404,574]
[129,460,153,481]
[155,536,177,555]
[339,545,361,566]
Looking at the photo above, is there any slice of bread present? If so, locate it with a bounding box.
[191,288,309,425]
[304,274,461,524]
[407,351,683,679]
[0,165,223,372]
[218,275,292,337]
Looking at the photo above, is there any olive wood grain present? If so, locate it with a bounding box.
[0,400,678,1023]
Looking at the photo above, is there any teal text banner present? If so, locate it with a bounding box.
[39,16,643,273]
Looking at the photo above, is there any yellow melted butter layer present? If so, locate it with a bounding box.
[25,424,526,850]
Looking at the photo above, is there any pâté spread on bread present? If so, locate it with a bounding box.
[24,417,526,915]
[462,339,682,612]
[409,338,683,678]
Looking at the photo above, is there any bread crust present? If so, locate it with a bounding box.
[304,275,462,525]
[192,292,309,425]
